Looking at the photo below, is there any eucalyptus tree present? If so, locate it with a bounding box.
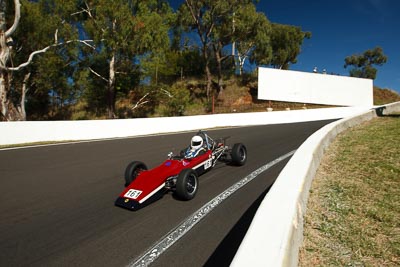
[15,0,79,120]
[140,4,177,86]
[0,0,85,121]
[0,0,21,120]
[176,0,213,99]
[233,3,271,75]
[267,23,311,70]
[178,0,264,98]
[209,0,257,94]
[344,46,387,80]
[177,1,250,98]
[77,0,171,119]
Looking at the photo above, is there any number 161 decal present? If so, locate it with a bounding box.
[124,189,143,199]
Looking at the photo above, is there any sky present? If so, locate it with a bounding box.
[169,0,400,93]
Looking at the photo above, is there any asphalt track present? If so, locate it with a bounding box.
[0,120,334,267]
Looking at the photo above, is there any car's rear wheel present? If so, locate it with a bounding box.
[176,169,198,200]
[231,143,247,166]
[124,161,147,187]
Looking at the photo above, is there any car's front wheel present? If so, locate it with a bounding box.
[124,161,147,187]
[176,169,198,200]
[231,143,247,166]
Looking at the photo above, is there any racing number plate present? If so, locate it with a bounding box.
[124,189,143,199]
[204,158,212,170]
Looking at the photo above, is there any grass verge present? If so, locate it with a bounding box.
[299,115,400,266]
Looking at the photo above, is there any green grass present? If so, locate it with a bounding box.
[299,115,400,266]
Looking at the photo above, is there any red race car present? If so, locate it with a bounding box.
[115,130,247,210]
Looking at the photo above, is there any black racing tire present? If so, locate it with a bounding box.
[176,169,198,200]
[231,143,247,166]
[124,161,147,187]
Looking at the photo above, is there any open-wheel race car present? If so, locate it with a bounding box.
[115,130,247,210]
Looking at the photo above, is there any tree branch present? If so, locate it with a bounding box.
[160,88,173,98]
[131,93,150,110]
[131,87,173,111]
[88,67,108,83]
[5,0,21,37]
[0,35,95,71]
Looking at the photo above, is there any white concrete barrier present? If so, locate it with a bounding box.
[0,106,369,146]
[230,101,400,267]
[381,101,400,115]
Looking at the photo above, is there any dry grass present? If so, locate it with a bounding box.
[373,86,400,105]
[299,116,400,266]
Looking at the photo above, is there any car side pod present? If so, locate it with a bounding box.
[115,197,140,211]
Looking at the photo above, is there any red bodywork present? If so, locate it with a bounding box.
[115,150,212,210]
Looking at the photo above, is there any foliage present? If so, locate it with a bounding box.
[3,0,78,120]
[267,23,311,69]
[234,3,271,74]
[76,0,172,118]
[161,83,191,116]
[1,0,317,121]
[141,50,180,85]
[344,46,387,80]
[178,48,205,78]
[177,0,263,96]
[176,0,216,98]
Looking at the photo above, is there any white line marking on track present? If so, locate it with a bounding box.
[128,150,296,267]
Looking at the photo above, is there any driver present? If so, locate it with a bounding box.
[184,135,206,159]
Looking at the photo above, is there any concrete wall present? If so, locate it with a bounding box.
[230,101,400,267]
[0,107,369,146]
[258,67,373,107]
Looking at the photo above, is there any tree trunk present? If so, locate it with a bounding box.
[18,72,30,120]
[0,71,8,120]
[203,44,212,101]
[0,0,23,121]
[0,69,23,121]
[107,53,116,119]
[238,55,246,76]
[0,0,9,120]
[205,63,212,101]
[213,44,224,97]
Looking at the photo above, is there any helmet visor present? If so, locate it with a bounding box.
[192,141,202,147]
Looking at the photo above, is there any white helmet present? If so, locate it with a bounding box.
[191,135,203,150]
